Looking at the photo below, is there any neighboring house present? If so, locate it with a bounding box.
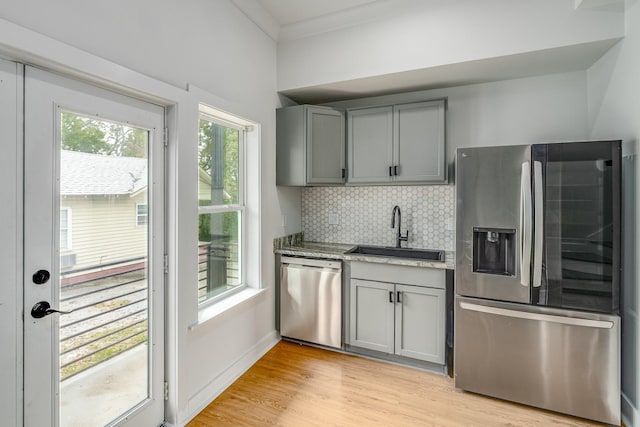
[61,150,214,278]
[59,150,149,275]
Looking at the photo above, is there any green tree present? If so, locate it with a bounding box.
[106,123,148,158]
[61,112,148,158]
[61,112,109,154]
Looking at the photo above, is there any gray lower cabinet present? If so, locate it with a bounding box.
[276,105,345,186]
[347,99,446,184]
[394,284,445,363]
[350,279,395,353]
[349,262,446,364]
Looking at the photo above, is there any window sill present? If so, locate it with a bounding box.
[188,287,266,331]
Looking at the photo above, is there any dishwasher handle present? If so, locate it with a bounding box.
[281,256,342,271]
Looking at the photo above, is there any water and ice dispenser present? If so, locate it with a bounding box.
[472,227,516,276]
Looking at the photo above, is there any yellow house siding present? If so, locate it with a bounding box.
[61,192,148,271]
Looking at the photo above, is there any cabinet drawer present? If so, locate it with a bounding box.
[350,261,445,289]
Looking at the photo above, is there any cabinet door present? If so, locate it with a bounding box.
[349,279,395,353]
[347,106,393,183]
[394,284,445,364]
[393,100,446,183]
[306,107,345,184]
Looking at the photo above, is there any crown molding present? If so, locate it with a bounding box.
[278,0,425,42]
[231,0,280,41]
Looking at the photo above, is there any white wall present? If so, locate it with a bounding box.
[587,2,640,425]
[278,0,622,92]
[0,1,286,425]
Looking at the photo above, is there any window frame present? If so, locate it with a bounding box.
[60,207,72,251]
[197,111,247,307]
[136,202,148,226]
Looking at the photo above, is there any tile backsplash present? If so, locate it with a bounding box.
[302,185,455,250]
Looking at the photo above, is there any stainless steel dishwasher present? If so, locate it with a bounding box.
[280,256,342,349]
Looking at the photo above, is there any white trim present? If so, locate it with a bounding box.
[191,287,266,329]
[199,104,255,131]
[622,392,638,427]
[0,18,185,105]
[184,330,279,425]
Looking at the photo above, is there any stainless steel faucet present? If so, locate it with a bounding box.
[391,205,409,248]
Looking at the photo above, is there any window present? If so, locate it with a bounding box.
[60,207,71,250]
[136,203,148,226]
[197,111,245,305]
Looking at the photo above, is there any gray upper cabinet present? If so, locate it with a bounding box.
[276,105,345,186]
[394,101,446,183]
[347,99,446,184]
[347,106,394,183]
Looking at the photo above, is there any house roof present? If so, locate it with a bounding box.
[60,150,147,196]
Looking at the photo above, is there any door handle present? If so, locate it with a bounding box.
[31,301,72,319]
[520,162,532,287]
[532,161,543,288]
[459,302,614,329]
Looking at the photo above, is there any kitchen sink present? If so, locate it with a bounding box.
[345,245,445,261]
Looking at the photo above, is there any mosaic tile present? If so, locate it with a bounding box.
[302,185,455,250]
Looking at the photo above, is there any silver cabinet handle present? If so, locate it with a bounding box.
[520,162,532,287]
[533,161,543,288]
[459,302,614,329]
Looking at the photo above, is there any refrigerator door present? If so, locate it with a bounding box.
[456,145,532,303]
[532,141,621,314]
[454,296,620,425]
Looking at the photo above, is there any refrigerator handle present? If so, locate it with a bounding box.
[520,162,532,287]
[459,302,614,329]
[533,161,544,288]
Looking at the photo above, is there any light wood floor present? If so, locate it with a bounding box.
[188,341,609,427]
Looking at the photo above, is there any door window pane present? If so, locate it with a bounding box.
[58,111,151,427]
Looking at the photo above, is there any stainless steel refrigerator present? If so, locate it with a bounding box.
[454,141,621,425]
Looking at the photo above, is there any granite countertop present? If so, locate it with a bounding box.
[275,241,455,269]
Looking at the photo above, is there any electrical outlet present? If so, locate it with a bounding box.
[446,217,454,231]
[327,212,339,225]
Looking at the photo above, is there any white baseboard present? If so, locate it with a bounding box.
[623,392,638,427]
[182,331,279,426]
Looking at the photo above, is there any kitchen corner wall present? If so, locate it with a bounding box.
[302,185,455,250]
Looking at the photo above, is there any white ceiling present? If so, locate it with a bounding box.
[256,0,379,26]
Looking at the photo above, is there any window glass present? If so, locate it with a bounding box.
[198,120,240,206]
[136,203,148,226]
[60,208,70,250]
[198,114,244,305]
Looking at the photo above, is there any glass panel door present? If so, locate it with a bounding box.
[533,141,621,314]
[24,66,165,427]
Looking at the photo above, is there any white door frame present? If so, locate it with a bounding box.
[0,18,187,427]
[23,65,165,427]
